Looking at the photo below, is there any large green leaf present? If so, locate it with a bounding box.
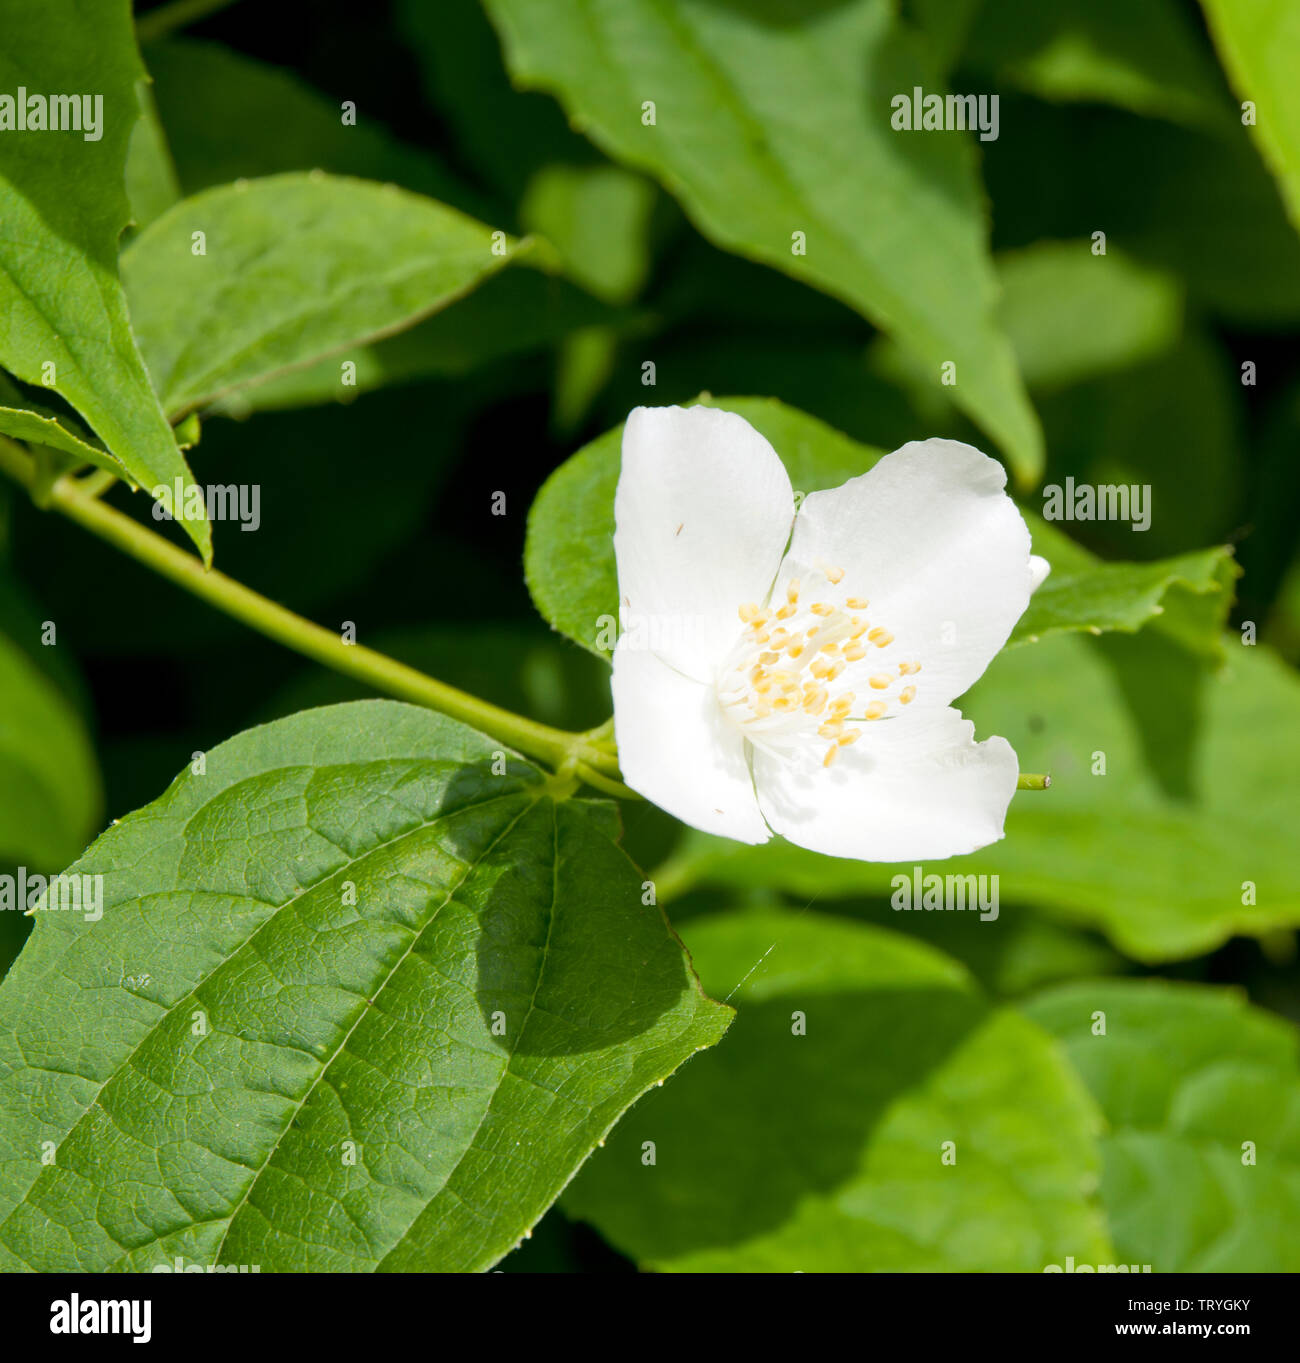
[481,0,1043,482]
[526,396,1233,661]
[0,0,209,559]
[121,173,532,418]
[565,910,1109,1271]
[0,629,100,870]
[0,701,729,1271]
[658,633,1300,962]
[1024,981,1300,1270]
[1199,0,1300,236]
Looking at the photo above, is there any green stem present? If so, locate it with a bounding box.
[136,0,242,42]
[0,435,616,777]
[1017,773,1051,791]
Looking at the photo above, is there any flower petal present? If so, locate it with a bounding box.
[1029,554,1051,593]
[612,644,770,844]
[782,438,1033,707]
[615,405,794,680]
[753,706,1017,861]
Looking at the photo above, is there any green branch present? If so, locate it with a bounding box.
[0,435,619,781]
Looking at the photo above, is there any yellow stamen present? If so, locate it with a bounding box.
[900,686,916,704]
[864,701,887,720]
[738,602,759,622]
[869,674,891,690]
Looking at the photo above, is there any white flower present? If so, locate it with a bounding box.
[611,405,1050,861]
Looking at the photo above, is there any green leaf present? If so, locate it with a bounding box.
[120,172,530,418]
[0,404,106,467]
[962,0,1231,129]
[565,910,1109,1271]
[0,700,729,1271]
[520,164,658,306]
[124,78,180,232]
[1011,525,1238,659]
[996,242,1184,392]
[526,396,1232,661]
[0,0,210,560]
[481,0,1044,482]
[659,634,1300,962]
[0,629,100,870]
[1023,981,1300,1270]
[1199,0,1300,236]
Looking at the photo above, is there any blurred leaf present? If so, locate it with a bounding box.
[521,164,658,305]
[565,910,1109,1271]
[123,78,180,231]
[397,0,594,204]
[1034,330,1244,560]
[527,396,1234,661]
[961,0,1231,129]
[1025,980,1300,1270]
[121,172,530,418]
[983,102,1300,325]
[143,37,488,216]
[659,633,1300,963]
[481,0,1044,482]
[0,0,209,559]
[0,630,100,870]
[0,701,730,1271]
[903,0,983,75]
[1199,0,1300,235]
[997,242,1184,391]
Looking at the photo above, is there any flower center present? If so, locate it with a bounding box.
[715,562,921,767]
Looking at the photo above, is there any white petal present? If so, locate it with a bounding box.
[612,643,769,844]
[753,707,1017,861]
[1029,554,1051,593]
[782,438,1033,707]
[614,405,794,680]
